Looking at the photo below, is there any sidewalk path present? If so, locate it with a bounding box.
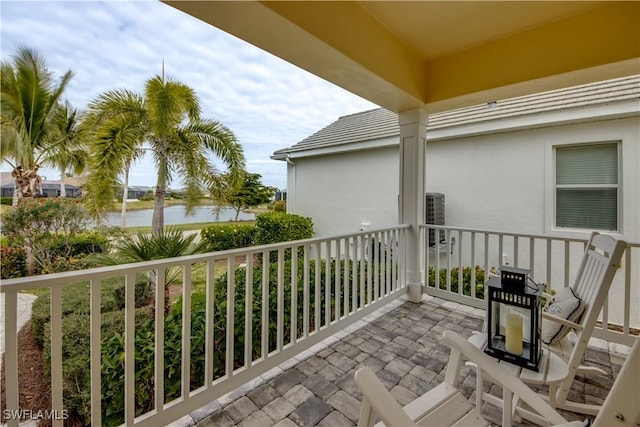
[0,292,38,355]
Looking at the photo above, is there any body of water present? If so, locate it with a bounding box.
[104,205,255,228]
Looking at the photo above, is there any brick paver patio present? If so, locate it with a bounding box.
[169,296,623,427]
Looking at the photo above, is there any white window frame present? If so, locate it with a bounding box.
[546,140,621,236]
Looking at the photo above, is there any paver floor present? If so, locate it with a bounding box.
[169,296,622,427]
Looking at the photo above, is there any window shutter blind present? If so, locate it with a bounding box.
[556,144,618,185]
[555,143,618,231]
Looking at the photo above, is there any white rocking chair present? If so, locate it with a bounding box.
[540,232,626,414]
[354,330,639,427]
[471,232,627,416]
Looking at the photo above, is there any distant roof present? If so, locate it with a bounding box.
[273,75,639,158]
[0,182,80,190]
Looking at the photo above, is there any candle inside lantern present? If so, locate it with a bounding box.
[505,313,523,355]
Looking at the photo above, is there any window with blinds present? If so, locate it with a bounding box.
[555,142,619,231]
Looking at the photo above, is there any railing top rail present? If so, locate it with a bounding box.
[418,224,639,247]
[0,224,410,292]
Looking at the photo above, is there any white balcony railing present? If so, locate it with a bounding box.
[2,224,637,426]
[420,225,640,346]
[1,225,409,427]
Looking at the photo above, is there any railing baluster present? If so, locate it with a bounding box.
[226,258,235,377]
[156,269,166,407]
[374,232,380,300]
[277,248,284,351]
[303,245,310,338]
[335,239,341,321]
[358,236,364,308]
[245,254,254,367]
[623,248,631,336]
[182,265,192,393]
[365,234,374,304]
[386,231,392,295]
[315,242,321,331]
[205,262,214,384]
[261,251,269,360]
[470,232,476,299]
[564,241,571,287]
[90,279,102,426]
[325,241,332,326]
[483,233,489,281]
[344,237,350,315]
[546,239,552,288]
[457,231,463,295]
[529,238,535,277]
[352,236,358,311]
[446,229,452,292]
[4,290,19,427]
[291,246,298,344]
[124,272,135,425]
[392,229,399,291]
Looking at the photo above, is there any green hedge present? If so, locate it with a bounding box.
[200,223,256,251]
[0,196,13,205]
[254,212,313,245]
[428,265,486,299]
[200,212,313,253]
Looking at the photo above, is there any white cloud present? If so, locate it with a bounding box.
[1,0,377,189]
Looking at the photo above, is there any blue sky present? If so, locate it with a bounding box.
[0,0,377,189]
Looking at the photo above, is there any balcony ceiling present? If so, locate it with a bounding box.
[164,1,640,113]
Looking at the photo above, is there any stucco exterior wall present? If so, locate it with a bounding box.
[285,115,639,329]
[427,117,640,242]
[289,144,399,237]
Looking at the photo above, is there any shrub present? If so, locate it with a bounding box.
[0,196,13,205]
[200,223,256,251]
[273,200,286,212]
[31,279,148,346]
[40,307,154,426]
[428,265,487,299]
[0,245,27,279]
[253,212,313,245]
[1,198,92,275]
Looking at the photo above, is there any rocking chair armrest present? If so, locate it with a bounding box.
[542,312,583,331]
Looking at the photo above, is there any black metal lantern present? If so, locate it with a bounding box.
[484,268,542,371]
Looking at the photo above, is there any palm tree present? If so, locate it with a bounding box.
[48,100,88,197]
[85,75,245,233]
[87,228,209,314]
[83,90,146,226]
[0,46,73,204]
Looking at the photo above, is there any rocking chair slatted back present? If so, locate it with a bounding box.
[552,232,627,410]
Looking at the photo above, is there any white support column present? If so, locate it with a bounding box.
[398,109,428,302]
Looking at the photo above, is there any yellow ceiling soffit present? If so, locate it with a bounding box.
[165,1,640,113]
[425,2,640,111]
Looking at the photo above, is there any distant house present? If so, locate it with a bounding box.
[0,181,82,198]
[272,75,640,244]
[125,186,154,200]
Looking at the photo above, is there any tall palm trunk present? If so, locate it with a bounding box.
[151,153,168,235]
[12,165,43,200]
[59,170,67,198]
[121,161,131,228]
